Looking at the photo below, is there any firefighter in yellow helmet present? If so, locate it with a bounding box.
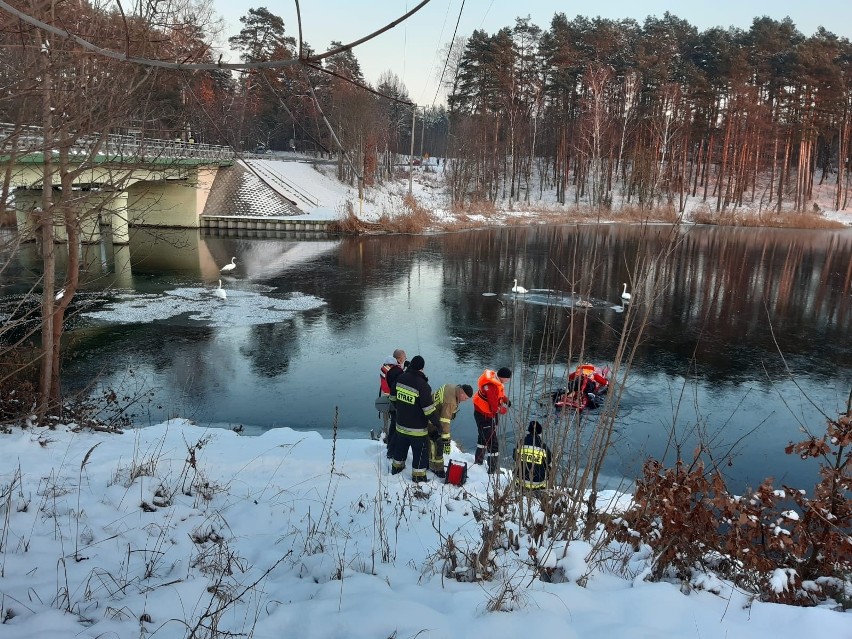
[427,383,473,478]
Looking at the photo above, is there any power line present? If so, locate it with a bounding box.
[432,0,465,107]
[305,63,413,106]
[480,0,495,29]
[0,0,433,72]
[416,0,454,104]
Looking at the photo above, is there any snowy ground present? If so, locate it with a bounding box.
[0,421,847,639]
[246,154,852,228]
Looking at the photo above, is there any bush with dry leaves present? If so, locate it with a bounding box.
[610,401,852,607]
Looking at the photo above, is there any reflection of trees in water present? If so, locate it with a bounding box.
[647,228,852,378]
[315,234,431,332]
[122,225,852,383]
[438,225,640,367]
[435,224,852,380]
[241,320,298,377]
[62,325,221,420]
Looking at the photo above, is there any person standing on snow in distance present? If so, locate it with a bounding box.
[391,355,441,482]
[379,349,406,456]
[513,420,551,492]
[473,367,512,474]
[427,383,473,478]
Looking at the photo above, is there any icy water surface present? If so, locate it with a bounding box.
[2,224,852,493]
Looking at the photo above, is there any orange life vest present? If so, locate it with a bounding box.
[473,369,506,417]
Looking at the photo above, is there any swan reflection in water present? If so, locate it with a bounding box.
[214,279,227,300]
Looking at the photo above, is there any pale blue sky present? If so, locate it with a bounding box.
[215,1,852,105]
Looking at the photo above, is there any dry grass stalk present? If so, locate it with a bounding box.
[373,194,435,234]
[690,205,845,229]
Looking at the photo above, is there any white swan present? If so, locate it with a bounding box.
[55,288,65,301]
[220,257,237,273]
[621,283,632,303]
[511,278,528,294]
[214,279,227,300]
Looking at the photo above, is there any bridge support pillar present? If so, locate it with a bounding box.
[107,191,130,244]
[112,244,134,287]
[13,189,40,241]
[13,188,70,242]
[80,207,101,244]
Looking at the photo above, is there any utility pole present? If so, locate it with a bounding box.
[408,104,416,195]
[419,110,425,159]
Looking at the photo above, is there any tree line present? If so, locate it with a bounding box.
[197,9,852,214]
[446,13,852,213]
[5,6,852,212]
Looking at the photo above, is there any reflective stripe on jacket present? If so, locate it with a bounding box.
[394,369,439,435]
[432,383,462,436]
[386,364,404,405]
[513,433,551,489]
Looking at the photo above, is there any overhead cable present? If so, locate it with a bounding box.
[432,0,465,106]
[0,0,432,72]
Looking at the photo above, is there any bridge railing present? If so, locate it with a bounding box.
[0,123,236,162]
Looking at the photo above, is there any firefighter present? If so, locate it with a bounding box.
[427,383,474,478]
[379,349,407,456]
[472,367,512,474]
[390,355,441,482]
[513,421,551,491]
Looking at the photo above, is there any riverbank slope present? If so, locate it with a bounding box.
[0,420,847,638]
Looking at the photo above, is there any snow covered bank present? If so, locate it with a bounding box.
[244,156,852,229]
[0,421,847,638]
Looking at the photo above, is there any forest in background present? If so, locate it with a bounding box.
[442,13,852,214]
[183,9,852,216]
[3,4,852,214]
[207,10,852,215]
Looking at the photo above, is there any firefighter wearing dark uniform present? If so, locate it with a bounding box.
[391,355,441,482]
[472,367,512,474]
[427,383,473,478]
[513,421,551,491]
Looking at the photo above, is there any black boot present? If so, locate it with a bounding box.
[487,455,499,474]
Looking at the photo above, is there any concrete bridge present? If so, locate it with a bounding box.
[1,124,236,244]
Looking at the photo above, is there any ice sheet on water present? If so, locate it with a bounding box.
[82,285,325,328]
[505,289,605,309]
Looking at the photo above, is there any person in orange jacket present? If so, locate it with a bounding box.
[472,367,512,473]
